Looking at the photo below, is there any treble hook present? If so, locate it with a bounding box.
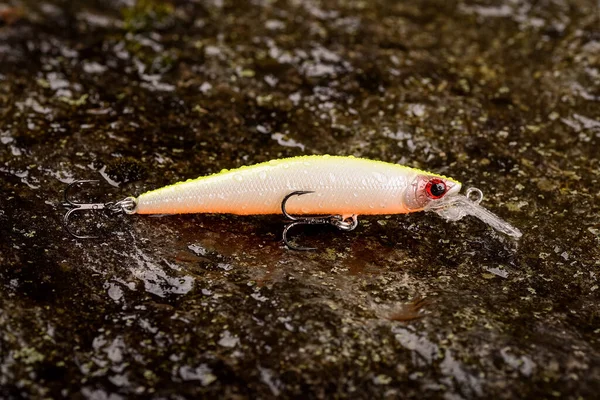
[62,180,137,239]
[281,191,359,251]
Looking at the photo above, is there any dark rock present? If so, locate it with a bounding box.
[0,0,599,398]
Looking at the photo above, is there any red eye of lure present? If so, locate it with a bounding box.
[62,155,522,250]
[425,179,447,199]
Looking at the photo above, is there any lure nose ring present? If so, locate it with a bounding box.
[465,187,483,204]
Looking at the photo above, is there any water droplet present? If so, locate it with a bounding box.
[283,163,290,169]
[234,174,243,182]
[268,160,277,166]
[259,171,267,180]
[220,168,229,173]
[303,161,311,166]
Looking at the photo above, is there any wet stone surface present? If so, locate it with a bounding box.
[1,0,599,398]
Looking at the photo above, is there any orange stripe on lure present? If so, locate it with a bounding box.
[63,155,522,250]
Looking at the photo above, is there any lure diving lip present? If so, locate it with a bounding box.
[62,155,522,249]
[425,187,522,238]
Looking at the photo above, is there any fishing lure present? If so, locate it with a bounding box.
[63,155,522,250]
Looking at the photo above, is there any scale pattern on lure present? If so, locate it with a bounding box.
[63,155,522,249]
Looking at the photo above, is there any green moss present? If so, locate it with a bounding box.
[122,0,175,32]
[58,94,88,106]
[14,347,45,365]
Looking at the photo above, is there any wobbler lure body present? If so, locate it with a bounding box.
[135,155,461,216]
[64,155,522,250]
